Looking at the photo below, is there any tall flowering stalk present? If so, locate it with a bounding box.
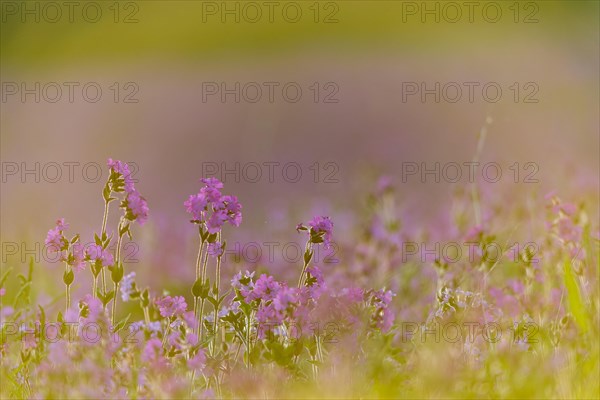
[45,219,84,314]
[185,178,241,390]
[296,216,333,287]
[47,160,148,322]
[107,161,149,325]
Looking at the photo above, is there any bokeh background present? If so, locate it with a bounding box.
[1,0,599,291]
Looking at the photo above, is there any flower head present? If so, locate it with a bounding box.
[45,219,69,252]
[156,296,187,318]
[298,216,334,249]
[184,179,241,231]
[68,243,86,272]
[207,241,225,258]
[305,265,327,298]
[368,289,395,332]
[120,272,136,301]
[200,177,224,189]
[108,159,135,193]
[86,244,114,267]
[206,210,227,234]
[123,190,149,225]
[248,274,281,302]
[231,270,255,300]
[188,348,207,370]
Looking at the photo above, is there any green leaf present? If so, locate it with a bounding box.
[91,260,102,277]
[111,263,124,283]
[200,278,211,299]
[113,314,131,333]
[0,267,13,287]
[200,227,209,242]
[304,249,313,265]
[102,183,111,202]
[101,290,115,307]
[207,296,218,308]
[563,258,589,332]
[38,305,46,329]
[28,257,34,281]
[192,278,203,298]
[119,223,130,237]
[63,269,74,286]
[141,288,150,307]
[207,233,218,243]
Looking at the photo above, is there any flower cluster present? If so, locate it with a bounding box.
[297,215,334,248]
[156,295,188,318]
[44,218,69,252]
[184,178,242,233]
[108,158,149,225]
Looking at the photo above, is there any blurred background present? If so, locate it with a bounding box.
[1,1,598,292]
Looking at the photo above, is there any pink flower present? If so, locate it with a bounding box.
[0,288,5,297]
[184,193,208,221]
[369,289,395,332]
[69,243,86,272]
[108,159,135,193]
[206,210,227,234]
[298,216,334,248]
[188,348,206,370]
[248,274,281,302]
[142,338,166,367]
[80,294,104,323]
[156,296,187,318]
[231,270,254,300]
[124,190,149,225]
[556,218,582,243]
[200,177,224,189]
[340,287,364,303]
[207,242,224,258]
[184,179,242,230]
[305,265,327,298]
[55,218,69,231]
[45,219,69,252]
[220,195,242,227]
[86,244,114,267]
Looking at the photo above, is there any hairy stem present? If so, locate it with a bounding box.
[297,241,312,288]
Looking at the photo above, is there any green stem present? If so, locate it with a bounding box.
[198,299,206,339]
[162,319,172,348]
[92,273,97,299]
[246,313,253,369]
[112,219,125,325]
[65,262,71,313]
[198,241,210,339]
[143,306,150,325]
[111,282,119,325]
[193,228,206,336]
[212,234,223,353]
[65,283,71,314]
[100,198,111,294]
[297,241,313,288]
